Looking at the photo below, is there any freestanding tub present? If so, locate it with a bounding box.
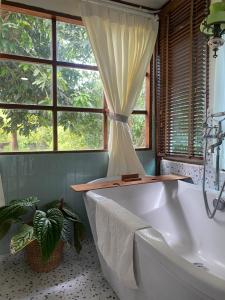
[84,179,225,300]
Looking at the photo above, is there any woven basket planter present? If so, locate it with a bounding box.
[25,240,64,273]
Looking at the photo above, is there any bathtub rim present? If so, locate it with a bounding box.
[136,228,225,299]
[86,176,221,199]
[85,178,225,298]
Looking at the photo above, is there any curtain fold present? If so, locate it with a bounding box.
[81,1,158,176]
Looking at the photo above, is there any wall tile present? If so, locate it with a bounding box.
[0,150,155,254]
[160,157,223,190]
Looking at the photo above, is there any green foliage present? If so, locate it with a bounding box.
[34,209,64,261]
[61,218,73,246]
[0,11,51,58]
[130,115,146,148]
[0,10,146,151]
[9,196,39,207]
[0,220,12,239]
[0,204,27,226]
[0,196,85,261]
[41,200,62,211]
[57,22,95,65]
[0,11,52,150]
[10,224,35,254]
[43,199,85,254]
[0,11,104,152]
[57,68,103,108]
[135,80,146,110]
[58,112,103,150]
[0,196,39,239]
[62,204,85,253]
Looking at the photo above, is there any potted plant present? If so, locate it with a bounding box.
[0,197,84,272]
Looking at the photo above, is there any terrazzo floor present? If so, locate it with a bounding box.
[0,240,119,300]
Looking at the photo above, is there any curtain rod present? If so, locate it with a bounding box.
[109,0,159,12]
[81,0,160,17]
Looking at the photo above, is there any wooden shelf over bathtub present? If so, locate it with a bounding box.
[71,175,190,192]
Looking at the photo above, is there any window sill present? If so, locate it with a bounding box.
[160,155,204,165]
[0,148,151,155]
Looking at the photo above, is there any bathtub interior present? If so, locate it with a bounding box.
[90,180,225,281]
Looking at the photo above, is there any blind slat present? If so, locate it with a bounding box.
[157,0,209,159]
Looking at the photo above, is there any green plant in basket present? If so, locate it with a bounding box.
[0,197,85,262]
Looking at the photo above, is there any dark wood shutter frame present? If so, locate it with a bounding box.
[156,0,209,164]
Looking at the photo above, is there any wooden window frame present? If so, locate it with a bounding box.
[0,1,151,154]
[155,0,209,167]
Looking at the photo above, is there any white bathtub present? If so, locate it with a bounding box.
[84,179,225,300]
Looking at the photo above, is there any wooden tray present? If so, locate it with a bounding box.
[71,174,190,192]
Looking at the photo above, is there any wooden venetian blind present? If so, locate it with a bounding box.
[156,0,209,161]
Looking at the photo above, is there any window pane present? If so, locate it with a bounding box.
[0,10,51,59]
[0,61,52,105]
[129,115,146,148]
[57,67,104,108]
[58,112,103,150]
[134,79,146,110]
[57,22,95,65]
[0,109,53,152]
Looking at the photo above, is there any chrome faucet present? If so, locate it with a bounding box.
[204,114,225,190]
[203,111,225,217]
[209,140,222,154]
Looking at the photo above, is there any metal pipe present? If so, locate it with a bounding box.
[215,146,220,190]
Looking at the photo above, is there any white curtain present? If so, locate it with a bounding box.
[81,0,158,177]
[213,40,225,169]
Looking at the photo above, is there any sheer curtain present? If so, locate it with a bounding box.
[81,0,158,176]
[213,40,225,169]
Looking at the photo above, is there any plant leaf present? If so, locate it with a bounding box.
[61,218,73,245]
[41,200,60,211]
[10,224,35,254]
[9,197,39,207]
[0,205,27,226]
[0,220,12,240]
[62,206,81,221]
[33,208,64,261]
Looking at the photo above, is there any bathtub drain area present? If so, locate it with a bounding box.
[193,262,209,271]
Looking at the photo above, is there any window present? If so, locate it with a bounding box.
[0,5,150,153]
[156,0,209,162]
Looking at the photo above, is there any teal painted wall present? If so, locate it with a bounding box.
[0,150,155,254]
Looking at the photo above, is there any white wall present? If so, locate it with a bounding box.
[10,0,82,16]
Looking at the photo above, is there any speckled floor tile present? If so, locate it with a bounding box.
[0,240,119,300]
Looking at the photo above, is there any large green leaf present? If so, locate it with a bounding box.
[9,196,39,207]
[41,200,61,211]
[61,219,84,253]
[43,199,79,219]
[62,206,81,221]
[61,218,73,245]
[0,197,39,228]
[33,208,63,261]
[0,205,27,226]
[61,206,84,253]
[10,224,35,254]
[0,220,12,240]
